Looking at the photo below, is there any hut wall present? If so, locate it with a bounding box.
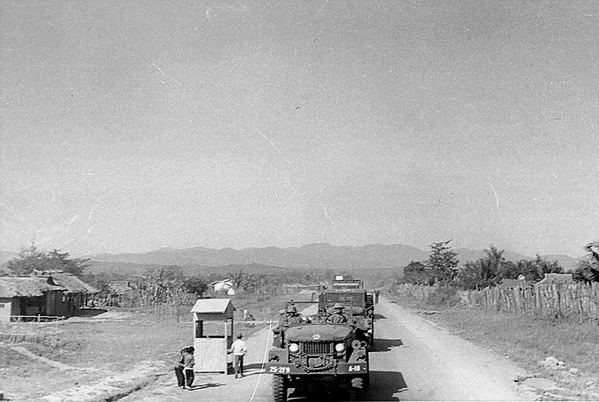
[46,291,68,317]
[0,297,16,322]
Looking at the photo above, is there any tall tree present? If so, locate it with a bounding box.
[48,249,90,276]
[457,258,501,290]
[227,269,246,291]
[497,260,520,280]
[572,242,599,283]
[530,254,564,282]
[484,245,506,273]
[398,260,434,286]
[6,243,47,275]
[6,244,90,276]
[512,256,563,282]
[426,241,459,285]
[183,276,209,297]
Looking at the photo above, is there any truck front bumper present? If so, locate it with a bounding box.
[264,361,368,376]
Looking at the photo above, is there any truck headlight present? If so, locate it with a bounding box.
[289,343,299,353]
[335,343,345,353]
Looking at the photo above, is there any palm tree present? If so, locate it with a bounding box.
[581,242,599,282]
[484,245,506,273]
[457,258,500,290]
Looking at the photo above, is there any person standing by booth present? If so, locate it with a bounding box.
[175,347,195,389]
[229,334,247,378]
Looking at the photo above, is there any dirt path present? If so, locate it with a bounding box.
[9,346,112,373]
[369,299,530,401]
[118,325,275,402]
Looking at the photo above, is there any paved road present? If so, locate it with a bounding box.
[122,299,529,401]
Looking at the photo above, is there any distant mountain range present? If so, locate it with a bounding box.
[81,243,582,271]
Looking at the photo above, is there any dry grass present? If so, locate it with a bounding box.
[431,309,599,400]
[431,309,599,372]
[0,295,281,401]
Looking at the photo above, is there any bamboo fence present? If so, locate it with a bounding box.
[393,283,599,320]
[463,283,599,319]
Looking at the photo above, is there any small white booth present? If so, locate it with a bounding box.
[190,298,235,374]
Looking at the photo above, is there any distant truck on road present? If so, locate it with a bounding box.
[331,275,364,290]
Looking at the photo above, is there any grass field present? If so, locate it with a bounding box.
[0,293,290,401]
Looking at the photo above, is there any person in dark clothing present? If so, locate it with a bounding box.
[285,304,302,325]
[175,347,195,389]
[175,348,186,388]
[326,303,348,324]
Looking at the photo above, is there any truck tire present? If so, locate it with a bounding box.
[273,375,287,402]
[348,385,362,401]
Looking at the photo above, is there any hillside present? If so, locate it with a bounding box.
[1,243,581,272]
[88,243,425,270]
[86,243,581,271]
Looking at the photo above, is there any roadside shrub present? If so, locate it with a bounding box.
[425,286,460,308]
[392,284,461,310]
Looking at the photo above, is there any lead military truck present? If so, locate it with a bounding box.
[265,300,370,401]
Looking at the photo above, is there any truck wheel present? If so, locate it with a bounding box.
[273,375,287,402]
[348,385,363,401]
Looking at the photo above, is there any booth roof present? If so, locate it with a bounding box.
[190,298,235,314]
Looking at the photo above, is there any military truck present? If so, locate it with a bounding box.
[331,275,364,290]
[265,301,369,401]
[319,287,375,347]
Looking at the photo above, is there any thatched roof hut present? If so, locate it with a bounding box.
[1,272,99,321]
[0,271,98,298]
[0,277,56,298]
[32,271,99,294]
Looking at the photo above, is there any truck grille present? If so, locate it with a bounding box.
[300,342,333,355]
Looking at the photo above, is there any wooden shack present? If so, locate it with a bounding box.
[0,277,50,321]
[190,298,235,373]
[0,272,98,321]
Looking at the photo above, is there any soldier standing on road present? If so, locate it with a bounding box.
[229,334,247,378]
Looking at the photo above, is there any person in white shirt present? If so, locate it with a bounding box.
[229,333,247,378]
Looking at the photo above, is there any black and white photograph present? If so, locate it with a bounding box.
[1,0,598,401]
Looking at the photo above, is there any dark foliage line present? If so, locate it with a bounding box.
[396,241,599,291]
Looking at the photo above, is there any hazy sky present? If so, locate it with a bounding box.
[1,0,598,257]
